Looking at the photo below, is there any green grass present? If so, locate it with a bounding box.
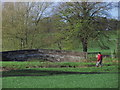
[1,61,118,70]
[2,74,118,88]
[2,66,119,77]
[1,60,119,88]
[30,66,119,72]
[2,29,118,88]
[2,29,117,55]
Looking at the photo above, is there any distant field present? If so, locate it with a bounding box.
[2,30,117,55]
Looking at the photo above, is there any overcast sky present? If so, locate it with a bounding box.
[110,7,118,19]
[1,0,119,19]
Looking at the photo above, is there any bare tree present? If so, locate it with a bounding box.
[29,2,53,48]
[2,2,53,50]
[54,2,115,52]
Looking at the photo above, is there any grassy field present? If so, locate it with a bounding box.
[1,57,119,88]
[2,8,118,88]
[2,66,119,76]
[1,58,118,70]
[2,74,118,88]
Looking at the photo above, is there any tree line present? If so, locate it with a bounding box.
[2,2,119,52]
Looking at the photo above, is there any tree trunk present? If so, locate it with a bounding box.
[81,38,88,52]
[25,31,28,48]
[58,42,62,50]
[20,39,24,50]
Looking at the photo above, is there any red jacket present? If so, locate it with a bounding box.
[97,54,102,61]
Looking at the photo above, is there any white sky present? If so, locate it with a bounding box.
[1,0,119,19]
[1,0,120,2]
[110,8,118,19]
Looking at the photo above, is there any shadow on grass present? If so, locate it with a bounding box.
[2,69,119,77]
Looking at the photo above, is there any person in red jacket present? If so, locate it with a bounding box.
[96,52,103,67]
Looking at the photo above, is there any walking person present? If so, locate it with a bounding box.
[96,52,103,67]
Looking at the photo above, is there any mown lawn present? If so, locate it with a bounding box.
[2,65,119,88]
[2,74,118,88]
[1,59,119,88]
